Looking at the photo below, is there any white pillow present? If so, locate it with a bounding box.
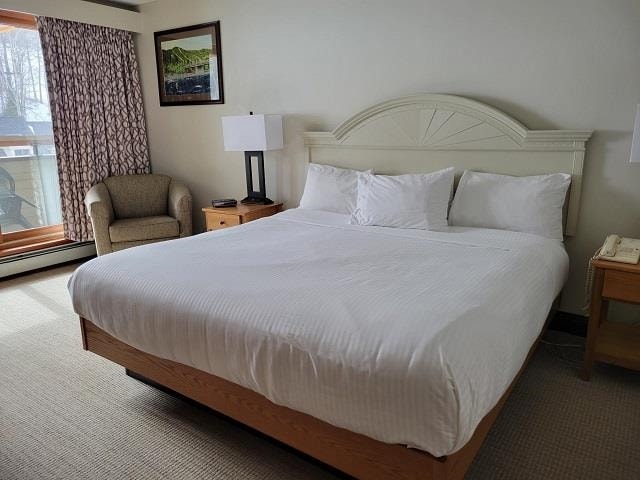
[448,170,571,240]
[299,163,367,214]
[350,168,455,229]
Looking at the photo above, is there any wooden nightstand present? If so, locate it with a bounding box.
[202,203,283,232]
[582,258,640,380]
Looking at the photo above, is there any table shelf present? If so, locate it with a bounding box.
[594,322,640,371]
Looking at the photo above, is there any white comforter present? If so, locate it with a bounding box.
[69,208,568,456]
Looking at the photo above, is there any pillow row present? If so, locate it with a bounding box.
[299,163,570,240]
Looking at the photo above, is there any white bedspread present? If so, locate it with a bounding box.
[69,208,568,456]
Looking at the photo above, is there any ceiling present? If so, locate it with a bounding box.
[80,0,156,11]
[81,0,156,7]
[110,0,155,4]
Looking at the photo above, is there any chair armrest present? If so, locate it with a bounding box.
[84,183,114,255]
[168,179,192,237]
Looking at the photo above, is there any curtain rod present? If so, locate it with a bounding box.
[0,0,143,33]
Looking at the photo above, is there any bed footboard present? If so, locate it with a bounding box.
[79,309,554,480]
[80,317,452,480]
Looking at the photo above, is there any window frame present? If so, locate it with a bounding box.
[0,11,36,30]
[0,10,69,258]
[0,225,69,258]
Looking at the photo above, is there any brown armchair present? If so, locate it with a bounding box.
[85,174,192,255]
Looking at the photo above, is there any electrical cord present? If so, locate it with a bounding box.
[582,248,601,313]
[540,339,583,348]
[541,338,584,368]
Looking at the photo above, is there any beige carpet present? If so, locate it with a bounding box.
[1,264,639,480]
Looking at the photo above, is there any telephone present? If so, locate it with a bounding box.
[595,235,640,264]
[583,235,640,312]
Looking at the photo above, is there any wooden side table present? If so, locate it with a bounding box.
[582,258,640,380]
[202,203,283,232]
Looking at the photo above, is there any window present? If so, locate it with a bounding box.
[0,11,67,257]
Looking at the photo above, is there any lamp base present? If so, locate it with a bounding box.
[242,151,273,206]
[241,196,274,205]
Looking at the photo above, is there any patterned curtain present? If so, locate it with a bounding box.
[37,17,150,242]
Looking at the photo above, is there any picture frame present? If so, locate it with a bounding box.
[154,22,224,106]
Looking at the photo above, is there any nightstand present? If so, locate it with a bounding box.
[582,258,640,380]
[202,203,283,232]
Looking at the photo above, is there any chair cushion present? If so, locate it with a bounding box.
[109,215,179,243]
[104,174,171,219]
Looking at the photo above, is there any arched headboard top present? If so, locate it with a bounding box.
[305,94,592,150]
[303,94,593,235]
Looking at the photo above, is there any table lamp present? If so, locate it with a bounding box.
[222,113,283,204]
[631,104,640,163]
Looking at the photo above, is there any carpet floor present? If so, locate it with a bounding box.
[1,263,639,480]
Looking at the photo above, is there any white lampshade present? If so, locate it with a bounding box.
[222,114,283,152]
[631,104,640,163]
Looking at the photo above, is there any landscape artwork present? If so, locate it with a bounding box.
[154,22,224,106]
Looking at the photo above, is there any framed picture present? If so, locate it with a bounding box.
[154,22,224,106]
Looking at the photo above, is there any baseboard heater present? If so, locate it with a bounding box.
[0,241,96,277]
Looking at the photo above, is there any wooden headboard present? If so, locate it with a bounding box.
[303,94,592,236]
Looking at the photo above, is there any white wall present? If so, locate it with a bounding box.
[137,0,640,318]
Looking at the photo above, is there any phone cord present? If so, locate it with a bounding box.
[582,248,601,313]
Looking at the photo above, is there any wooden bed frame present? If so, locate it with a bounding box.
[80,310,551,480]
[79,96,592,479]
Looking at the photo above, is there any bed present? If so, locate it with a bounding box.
[71,94,592,479]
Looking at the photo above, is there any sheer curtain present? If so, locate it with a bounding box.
[37,17,150,241]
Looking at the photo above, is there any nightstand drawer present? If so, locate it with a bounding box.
[205,212,240,231]
[202,203,282,233]
[603,269,640,303]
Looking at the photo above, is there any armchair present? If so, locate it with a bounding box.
[85,174,192,255]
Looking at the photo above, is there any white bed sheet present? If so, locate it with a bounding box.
[69,208,568,456]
